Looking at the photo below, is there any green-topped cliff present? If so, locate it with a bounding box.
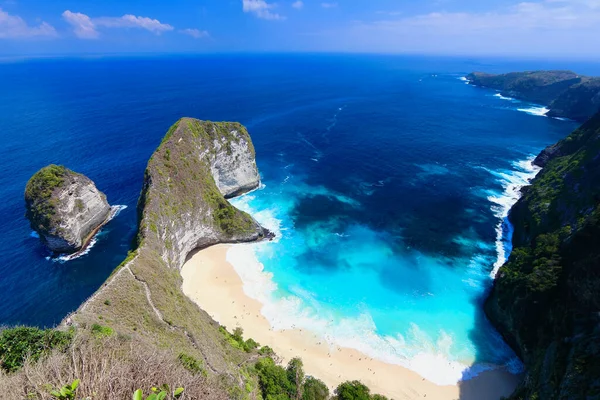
[2,118,273,399]
[466,71,600,121]
[486,111,600,399]
[25,164,112,254]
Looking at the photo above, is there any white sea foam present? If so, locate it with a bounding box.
[52,205,128,263]
[493,93,515,101]
[226,189,502,385]
[228,241,489,385]
[517,106,549,117]
[458,76,468,82]
[485,158,541,277]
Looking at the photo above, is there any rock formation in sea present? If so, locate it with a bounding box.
[466,70,600,121]
[486,111,600,399]
[25,165,111,253]
[64,118,270,376]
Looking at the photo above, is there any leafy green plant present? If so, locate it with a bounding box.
[0,326,73,373]
[49,379,79,400]
[132,385,184,400]
[91,324,114,338]
[177,352,206,376]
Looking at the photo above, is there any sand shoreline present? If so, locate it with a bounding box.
[181,244,520,400]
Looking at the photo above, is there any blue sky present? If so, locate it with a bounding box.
[1,0,600,57]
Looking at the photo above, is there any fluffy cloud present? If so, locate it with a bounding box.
[0,8,57,38]
[62,10,98,39]
[292,1,304,10]
[62,10,173,39]
[321,2,338,8]
[180,28,209,39]
[95,15,174,34]
[242,0,285,20]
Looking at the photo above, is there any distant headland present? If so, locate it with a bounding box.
[466,70,600,121]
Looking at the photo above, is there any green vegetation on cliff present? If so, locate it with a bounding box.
[486,111,600,399]
[24,164,68,231]
[466,70,600,121]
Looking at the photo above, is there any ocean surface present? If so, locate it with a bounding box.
[0,54,595,384]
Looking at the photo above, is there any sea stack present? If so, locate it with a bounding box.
[25,164,111,254]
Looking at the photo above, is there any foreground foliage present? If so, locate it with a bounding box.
[0,327,73,373]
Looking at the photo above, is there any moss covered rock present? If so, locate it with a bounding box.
[25,165,111,253]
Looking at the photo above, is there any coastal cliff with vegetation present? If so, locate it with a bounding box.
[0,118,375,400]
[25,165,112,254]
[466,71,600,121]
[486,111,600,399]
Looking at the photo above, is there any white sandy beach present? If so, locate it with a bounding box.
[181,244,520,400]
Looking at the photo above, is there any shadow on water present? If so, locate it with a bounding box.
[457,288,523,400]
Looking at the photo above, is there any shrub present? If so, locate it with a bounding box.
[255,357,294,400]
[302,377,329,400]
[334,381,371,400]
[91,324,114,338]
[0,327,72,373]
[177,352,206,376]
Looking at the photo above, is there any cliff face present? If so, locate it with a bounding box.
[485,112,600,399]
[25,165,111,253]
[71,117,268,377]
[466,71,600,121]
[139,117,265,269]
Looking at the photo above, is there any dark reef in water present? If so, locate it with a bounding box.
[486,111,600,399]
[467,70,600,121]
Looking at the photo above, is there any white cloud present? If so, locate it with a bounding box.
[321,2,338,8]
[62,10,98,39]
[62,10,174,39]
[338,0,600,56]
[292,1,304,9]
[242,0,285,20]
[95,14,174,34]
[180,28,209,39]
[0,8,57,38]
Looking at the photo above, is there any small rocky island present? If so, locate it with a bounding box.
[25,164,112,254]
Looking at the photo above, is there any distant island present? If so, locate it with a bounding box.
[25,165,113,254]
[466,70,600,121]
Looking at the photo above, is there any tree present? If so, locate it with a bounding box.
[302,377,329,400]
[286,358,305,400]
[255,357,294,400]
[334,381,370,400]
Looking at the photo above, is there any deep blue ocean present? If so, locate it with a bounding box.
[1,54,597,383]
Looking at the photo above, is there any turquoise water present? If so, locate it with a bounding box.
[0,54,587,383]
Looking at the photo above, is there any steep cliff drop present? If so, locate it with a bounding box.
[25,165,112,254]
[486,111,600,399]
[466,71,600,121]
[71,118,270,376]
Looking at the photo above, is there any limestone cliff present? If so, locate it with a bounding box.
[466,70,600,121]
[485,111,600,399]
[25,165,111,253]
[70,117,269,377]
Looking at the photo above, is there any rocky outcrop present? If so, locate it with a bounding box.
[138,117,267,269]
[466,70,600,121]
[25,165,111,253]
[68,117,270,379]
[485,111,600,399]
